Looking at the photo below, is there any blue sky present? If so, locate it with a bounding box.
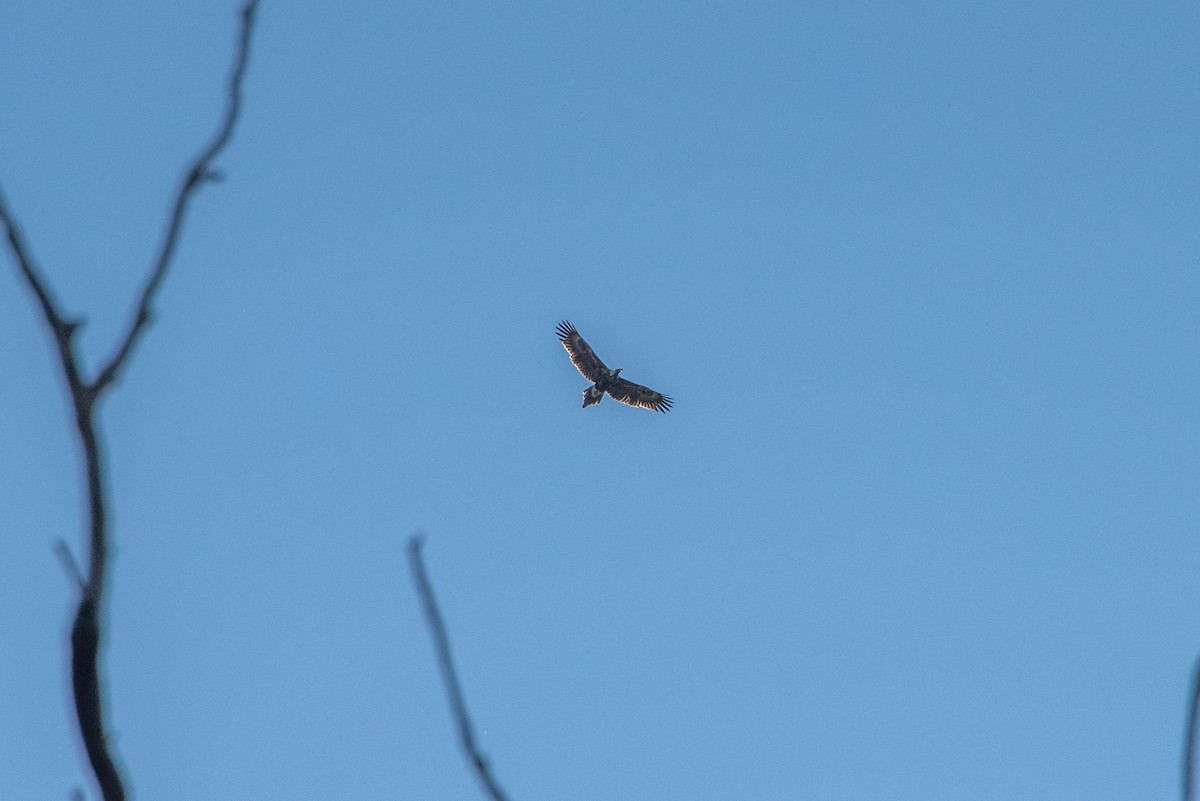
[2,2,1199,799]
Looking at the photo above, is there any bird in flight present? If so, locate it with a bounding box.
[557,321,673,413]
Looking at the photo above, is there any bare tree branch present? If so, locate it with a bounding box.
[93,0,260,396]
[1184,655,1200,801]
[1,3,262,799]
[407,536,514,801]
[55,540,86,591]
[0,190,89,405]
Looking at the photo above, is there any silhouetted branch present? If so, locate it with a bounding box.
[1184,655,1200,801]
[0,3,261,800]
[93,0,260,396]
[407,536,513,801]
[55,540,86,591]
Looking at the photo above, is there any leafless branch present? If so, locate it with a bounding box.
[93,0,260,396]
[55,540,86,591]
[1184,655,1200,801]
[407,536,514,801]
[1,3,261,799]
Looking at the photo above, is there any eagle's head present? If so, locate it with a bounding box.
[612,368,623,378]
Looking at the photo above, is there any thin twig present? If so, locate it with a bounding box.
[93,0,260,396]
[407,536,513,801]
[1184,655,1200,801]
[54,540,86,591]
[1,4,262,800]
[0,190,88,410]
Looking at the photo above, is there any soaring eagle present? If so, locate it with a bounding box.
[557,321,673,413]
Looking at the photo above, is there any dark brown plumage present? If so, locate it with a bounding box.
[557,321,672,413]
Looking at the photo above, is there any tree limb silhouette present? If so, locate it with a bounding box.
[0,3,261,799]
[407,536,514,801]
[1184,655,1200,801]
[93,0,260,396]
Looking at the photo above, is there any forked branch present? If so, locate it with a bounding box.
[0,3,261,799]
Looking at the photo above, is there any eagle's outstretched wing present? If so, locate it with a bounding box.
[557,321,609,383]
[607,377,673,413]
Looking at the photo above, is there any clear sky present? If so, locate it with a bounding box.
[2,2,1199,799]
